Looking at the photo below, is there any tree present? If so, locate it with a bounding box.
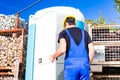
[85,11,106,25]
[96,11,106,24]
[114,0,120,13]
[85,10,116,25]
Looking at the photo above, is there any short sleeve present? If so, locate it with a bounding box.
[58,30,67,43]
[84,30,92,45]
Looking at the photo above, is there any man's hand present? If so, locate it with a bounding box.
[49,55,55,62]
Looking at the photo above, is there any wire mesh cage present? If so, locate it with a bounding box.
[91,27,120,41]
[0,8,28,80]
[105,45,120,61]
[91,75,120,80]
[91,67,120,80]
[90,25,120,63]
[89,25,120,79]
[0,29,24,78]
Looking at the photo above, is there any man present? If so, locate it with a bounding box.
[50,16,94,80]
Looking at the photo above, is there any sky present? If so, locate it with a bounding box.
[0,0,119,24]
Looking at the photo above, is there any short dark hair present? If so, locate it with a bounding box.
[64,16,76,25]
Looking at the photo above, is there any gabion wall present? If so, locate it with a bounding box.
[0,14,27,30]
[0,14,27,80]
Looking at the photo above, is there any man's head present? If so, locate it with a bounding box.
[63,16,76,29]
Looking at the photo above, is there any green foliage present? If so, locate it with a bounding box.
[114,0,120,14]
[85,11,106,25]
[109,26,116,31]
[85,20,94,24]
[96,15,106,24]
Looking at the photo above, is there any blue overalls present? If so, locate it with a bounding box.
[64,29,90,80]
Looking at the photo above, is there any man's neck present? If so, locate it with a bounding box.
[66,25,75,28]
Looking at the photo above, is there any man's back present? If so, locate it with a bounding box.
[58,27,92,53]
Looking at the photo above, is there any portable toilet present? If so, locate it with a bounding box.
[25,6,85,80]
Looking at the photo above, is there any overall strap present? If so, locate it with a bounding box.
[78,30,84,47]
[65,29,77,46]
[65,29,88,59]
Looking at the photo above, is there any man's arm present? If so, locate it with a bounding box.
[50,38,66,62]
[88,43,94,64]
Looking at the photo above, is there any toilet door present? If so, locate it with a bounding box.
[33,11,57,80]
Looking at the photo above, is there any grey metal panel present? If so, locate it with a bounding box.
[56,15,66,80]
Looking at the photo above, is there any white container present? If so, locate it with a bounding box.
[25,6,85,80]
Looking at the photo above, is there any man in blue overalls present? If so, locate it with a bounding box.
[50,16,94,80]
